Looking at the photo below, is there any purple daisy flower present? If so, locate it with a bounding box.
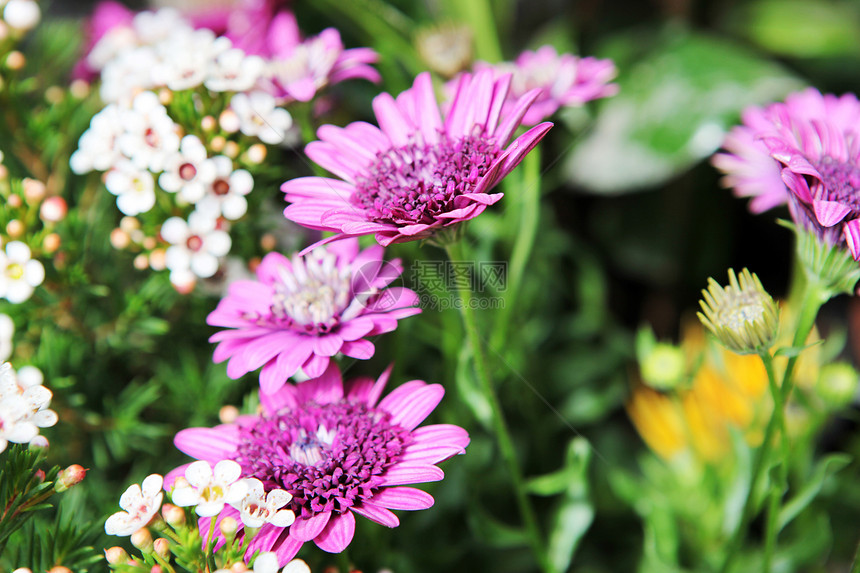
[712,88,860,221]
[473,45,618,126]
[207,238,420,394]
[282,70,553,247]
[165,363,469,566]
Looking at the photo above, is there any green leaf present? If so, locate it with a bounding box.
[547,438,594,572]
[777,453,850,532]
[466,502,530,548]
[727,0,860,58]
[772,339,825,358]
[566,29,802,194]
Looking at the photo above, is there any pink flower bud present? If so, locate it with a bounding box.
[56,464,86,491]
[40,196,67,223]
[104,546,130,564]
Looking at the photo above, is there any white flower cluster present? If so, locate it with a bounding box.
[70,90,255,289]
[85,7,292,145]
[70,8,299,292]
[0,362,57,452]
[0,0,40,34]
[172,460,296,528]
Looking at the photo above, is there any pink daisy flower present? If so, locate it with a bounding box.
[712,88,860,219]
[249,10,379,103]
[282,70,553,246]
[165,363,469,566]
[474,45,618,126]
[206,238,420,394]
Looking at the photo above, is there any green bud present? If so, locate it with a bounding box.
[782,220,860,298]
[698,268,778,355]
[640,343,686,390]
[817,362,858,408]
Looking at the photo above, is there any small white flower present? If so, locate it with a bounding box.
[105,160,156,216]
[132,7,190,46]
[0,314,14,363]
[171,460,246,517]
[158,135,216,204]
[117,91,180,172]
[86,25,137,73]
[70,104,125,174]
[162,211,232,282]
[3,0,39,31]
[206,48,265,93]
[99,46,160,104]
[105,474,165,536]
[196,156,254,221]
[232,478,295,529]
[229,92,293,145]
[0,242,44,304]
[152,28,229,92]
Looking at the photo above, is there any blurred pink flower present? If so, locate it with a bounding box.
[166,363,469,566]
[207,238,420,394]
[714,88,860,254]
[283,70,552,246]
[72,0,134,81]
[254,11,379,102]
[474,45,618,125]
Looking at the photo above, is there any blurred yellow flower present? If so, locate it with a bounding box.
[628,310,821,463]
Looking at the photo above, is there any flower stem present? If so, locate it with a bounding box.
[719,279,826,573]
[492,146,541,350]
[443,241,553,573]
[718,351,781,573]
[760,351,783,573]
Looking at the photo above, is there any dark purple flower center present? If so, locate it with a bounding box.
[234,400,411,519]
[813,155,860,210]
[352,134,501,225]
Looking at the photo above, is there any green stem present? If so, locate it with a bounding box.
[444,241,553,573]
[718,352,782,573]
[851,539,860,573]
[719,279,826,573]
[458,0,504,61]
[760,351,783,573]
[491,147,541,350]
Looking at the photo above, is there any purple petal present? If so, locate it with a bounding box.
[313,511,356,553]
[351,501,400,527]
[813,199,852,227]
[380,383,444,430]
[378,464,444,486]
[371,487,434,510]
[297,361,343,403]
[174,426,240,461]
[373,92,412,146]
[340,339,375,359]
[844,219,860,260]
[290,511,332,541]
[314,334,344,357]
[302,352,330,378]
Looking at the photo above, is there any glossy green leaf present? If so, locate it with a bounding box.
[778,453,850,532]
[567,30,802,194]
